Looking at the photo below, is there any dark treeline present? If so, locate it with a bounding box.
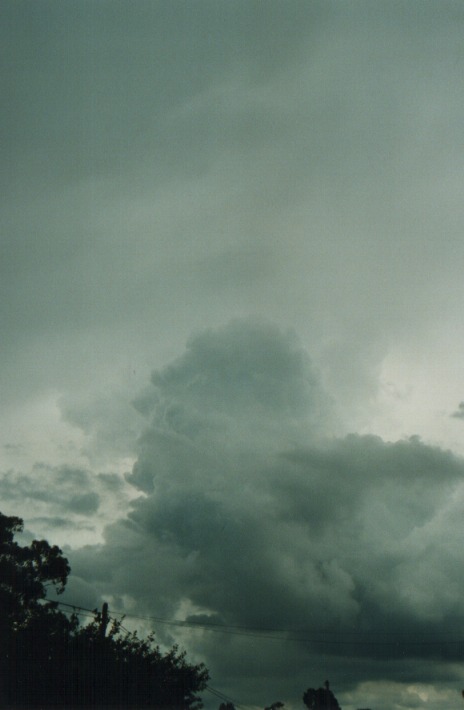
[219,679,344,709]
[0,511,208,709]
[0,511,349,710]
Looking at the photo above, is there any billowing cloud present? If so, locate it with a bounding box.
[0,463,130,546]
[66,321,464,709]
[0,464,99,514]
[452,402,464,420]
[2,0,464,454]
[59,387,144,467]
[3,2,464,708]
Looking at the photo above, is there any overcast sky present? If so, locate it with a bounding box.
[2,2,464,708]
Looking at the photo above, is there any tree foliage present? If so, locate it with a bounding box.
[303,681,342,710]
[0,511,209,709]
[0,512,69,626]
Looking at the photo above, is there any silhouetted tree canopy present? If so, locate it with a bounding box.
[0,511,209,709]
[303,681,342,710]
[0,511,69,626]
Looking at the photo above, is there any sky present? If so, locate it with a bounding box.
[2,1,464,708]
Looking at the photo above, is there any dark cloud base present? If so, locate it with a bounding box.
[63,321,464,709]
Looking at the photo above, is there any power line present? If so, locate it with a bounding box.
[206,684,249,709]
[54,601,98,613]
[104,608,464,642]
[45,601,96,621]
[104,612,416,641]
[49,601,464,707]
[53,601,464,648]
[98,612,464,646]
[34,598,464,710]
[54,602,248,709]
[72,603,463,645]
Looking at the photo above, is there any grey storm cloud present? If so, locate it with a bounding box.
[2,0,464,418]
[0,464,105,542]
[0,464,99,513]
[59,388,144,465]
[68,320,464,709]
[3,2,464,708]
[452,402,464,420]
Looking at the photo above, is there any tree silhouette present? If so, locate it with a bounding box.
[303,680,342,710]
[0,511,209,708]
[0,512,69,625]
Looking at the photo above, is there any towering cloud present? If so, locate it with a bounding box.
[68,321,464,709]
[3,2,464,707]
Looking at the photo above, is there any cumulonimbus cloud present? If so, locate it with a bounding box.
[68,320,464,708]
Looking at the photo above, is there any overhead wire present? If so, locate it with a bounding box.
[55,603,249,708]
[205,684,249,709]
[50,600,464,706]
[52,601,464,647]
